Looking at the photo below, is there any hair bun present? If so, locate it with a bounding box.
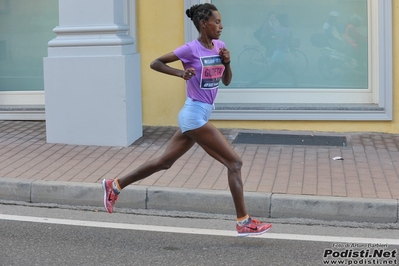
[185,9,193,19]
[186,4,201,20]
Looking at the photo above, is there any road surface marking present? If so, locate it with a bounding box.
[1,214,398,245]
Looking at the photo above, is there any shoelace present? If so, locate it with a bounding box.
[250,218,264,225]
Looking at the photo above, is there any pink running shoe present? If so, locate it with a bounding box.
[236,217,272,237]
[102,179,118,213]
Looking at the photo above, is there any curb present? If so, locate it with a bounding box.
[0,178,398,224]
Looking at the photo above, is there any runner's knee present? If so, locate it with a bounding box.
[228,158,243,173]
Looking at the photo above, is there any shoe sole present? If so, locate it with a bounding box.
[237,227,271,237]
[102,179,110,213]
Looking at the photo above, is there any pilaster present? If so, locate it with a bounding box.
[44,0,142,146]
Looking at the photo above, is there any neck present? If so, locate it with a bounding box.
[198,38,213,49]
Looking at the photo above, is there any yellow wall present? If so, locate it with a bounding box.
[137,1,186,126]
[137,1,398,134]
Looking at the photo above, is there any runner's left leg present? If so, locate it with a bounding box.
[184,122,247,218]
[118,129,196,188]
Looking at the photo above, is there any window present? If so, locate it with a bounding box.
[185,0,392,120]
[0,0,58,105]
[0,0,58,92]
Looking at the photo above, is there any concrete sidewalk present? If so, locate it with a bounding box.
[0,121,398,223]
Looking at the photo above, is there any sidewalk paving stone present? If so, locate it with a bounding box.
[0,121,398,223]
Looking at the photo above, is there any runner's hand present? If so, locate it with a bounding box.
[219,48,230,65]
[182,68,195,80]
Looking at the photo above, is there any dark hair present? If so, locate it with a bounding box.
[186,3,218,32]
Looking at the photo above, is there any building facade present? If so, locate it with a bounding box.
[0,0,397,146]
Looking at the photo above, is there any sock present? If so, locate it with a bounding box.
[112,179,121,195]
[236,214,250,226]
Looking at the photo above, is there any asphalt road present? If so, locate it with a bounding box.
[1,204,398,266]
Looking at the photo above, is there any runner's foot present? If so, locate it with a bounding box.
[102,179,118,213]
[236,217,272,237]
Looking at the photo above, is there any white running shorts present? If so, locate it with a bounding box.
[178,97,213,133]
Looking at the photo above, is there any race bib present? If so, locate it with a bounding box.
[200,55,225,90]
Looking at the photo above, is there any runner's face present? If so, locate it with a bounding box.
[204,11,223,39]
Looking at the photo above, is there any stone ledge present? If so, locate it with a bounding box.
[0,105,45,111]
[214,103,383,111]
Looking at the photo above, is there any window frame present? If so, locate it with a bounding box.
[184,0,393,121]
